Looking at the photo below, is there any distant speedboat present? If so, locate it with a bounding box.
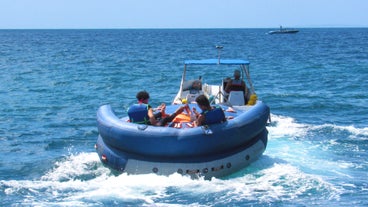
[268,26,299,34]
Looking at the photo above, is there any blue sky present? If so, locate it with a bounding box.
[0,0,367,29]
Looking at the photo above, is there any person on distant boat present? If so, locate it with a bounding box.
[192,95,226,127]
[224,69,248,102]
[128,90,189,126]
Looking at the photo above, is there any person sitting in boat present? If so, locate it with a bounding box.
[224,69,248,102]
[191,80,202,90]
[192,95,226,127]
[128,90,189,126]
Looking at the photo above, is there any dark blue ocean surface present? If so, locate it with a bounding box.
[0,28,367,206]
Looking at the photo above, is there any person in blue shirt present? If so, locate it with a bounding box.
[128,91,188,126]
[192,95,226,127]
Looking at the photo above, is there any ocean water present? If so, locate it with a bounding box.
[0,28,367,206]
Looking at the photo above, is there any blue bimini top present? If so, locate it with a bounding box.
[184,59,250,66]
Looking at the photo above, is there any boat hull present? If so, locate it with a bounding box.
[268,30,299,34]
[96,128,268,179]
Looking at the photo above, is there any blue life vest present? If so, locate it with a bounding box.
[128,104,150,124]
[202,107,226,125]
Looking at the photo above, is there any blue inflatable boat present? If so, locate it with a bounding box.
[96,48,270,179]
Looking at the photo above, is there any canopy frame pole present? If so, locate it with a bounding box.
[242,64,255,94]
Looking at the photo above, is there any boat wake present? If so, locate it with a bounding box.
[2,114,367,206]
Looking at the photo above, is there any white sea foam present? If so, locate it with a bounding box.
[268,113,368,140]
[310,124,368,139]
[1,151,343,206]
[40,152,105,182]
[264,113,368,198]
[267,114,309,139]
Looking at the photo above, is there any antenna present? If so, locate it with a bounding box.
[216,45,223,64]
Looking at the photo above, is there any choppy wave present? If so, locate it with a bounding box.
[269,114,368,140]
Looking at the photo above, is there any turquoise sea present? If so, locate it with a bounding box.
[0,28,367,206]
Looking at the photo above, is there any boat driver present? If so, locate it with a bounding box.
[224,69,248,102]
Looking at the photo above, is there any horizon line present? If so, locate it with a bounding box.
[1,26,368,30]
